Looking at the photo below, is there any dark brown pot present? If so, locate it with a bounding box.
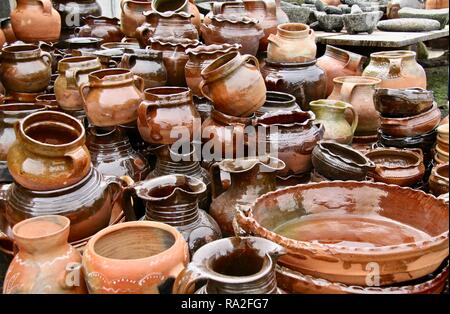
[63,37,103,56]
[256,91,300,116]
[53,0,102,30]
[120,0,152,38]
[374,88,434,118]
[75,16,124,43]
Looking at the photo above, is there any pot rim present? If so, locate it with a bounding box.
[264,91,297,106]
[143,10,193,19]
[309,99,351,111]
[317,141,375,168]
[1,44,41,59]
[82,15,120,24]
[437,123,449,136]
[149,36,201,48]
[365,148,423,170]
[12,215,70,242]
[209,14,259,25]
[185,43,241,56]
[210,107,254,125]
[277,23,310,37]
[214,155,286,173]
[0,103,47,114]
[264,58,318,67]
[431,163,449,183]
[143,86,191,105]
[333,76,382,85]
[255,109,316,128]
[370,50,417,60]
[57,55,101,72]
[101,42,140,50]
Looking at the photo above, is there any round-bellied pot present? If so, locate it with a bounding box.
[429,163,449,196]
[256,91,300,116]
[75,16,124,43]
[54,0,102,30]
[120,0,152,38]
[373,88,434,118]
[243,0,279,51]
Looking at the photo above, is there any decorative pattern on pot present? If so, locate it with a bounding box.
[120,0,152,38]
[203,0,247,26]
[75,16,124,43]
[373,88,434,118]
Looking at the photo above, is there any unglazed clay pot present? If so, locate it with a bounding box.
[203,0,247,25]
[256,91,300,116]
[3,215,87,294]
[243,0,279,51]
[75,16,124,43]
[11,0,61,43]
[317,45,366,96]
[80,69,144,127]
[267,23,316,63]
[373,88,434,118]
[200,51,266,117]
[236,181,449,286]
[54,0,102,30]
[82,221,189,294]
[362,50,426,89]
[120,0,152,38]
[429,163,449,196]
[328,76,382,136]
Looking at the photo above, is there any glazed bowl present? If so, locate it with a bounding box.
[236,181,449,286]
[343,11,383,34]
[374,88,434,118]
[377,129,437,157]
[429,163,449,197]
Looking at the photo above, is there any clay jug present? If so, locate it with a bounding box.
[244,0,279,51]
[120,0,152,38]
[11,0,61,43]
[3,215,87,294]
[75,16,124,43]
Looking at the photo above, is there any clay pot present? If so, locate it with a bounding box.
[120,0,152,38]
[243,0,279,51]
[328,76,382,136]
[151,0,201,29]
[365,148,425,186]
[63,37,103,56]
[2,215,87,294]
[429,163,449,196]
[82,221,189,294]
[75,16,124,43]
[101,41,140,50]
[137,87,199,145]
[93,48,125,68]
[236,181,449,286]
[54,0,102,30]
[203,0,247,25]
[310,99,358,144]
[200,51,267,117]
[0,18,16,43]
[80,69,144,127]
[11,0,61,43]
[0,45,52,94]
[312,141,376,181]
[261,59,327,111]
[55,56,102,111]
[362,50,427,89]
[317,45,366,96]
[173,237,286,294]
[256,91,300,116]
[426,0,449,9]
[437,123,449,154]
[267,23,316,63]
[373,88,434,118]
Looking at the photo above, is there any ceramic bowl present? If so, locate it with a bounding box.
[429,163,449,197]
[374,88,434,118]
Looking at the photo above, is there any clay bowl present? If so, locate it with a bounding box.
[374,88,434,118]
[429,163,449,197]
[236,181,449,286]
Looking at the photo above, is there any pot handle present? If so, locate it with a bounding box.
[344,102,359,135]
[388,58,402,78]
[340,82,357,103]
[408,148,424,159]
[105,175,134,210]
[267,34,281,47]
[309,28,315,40]
[121,0,133,12]
[79,82,90,107]
[345,53,364,72]
[0,183,11,243]
[121,53,137,69]
[209,162,225,199]
[234,204,255,236]
[136,25,152,48]
[38,0,52,15]
[65,147,90,181]
[65,69,80,88]
[263,0,278,17]
[172,265,207,294]
[199,80,213,102]
[40,51,53,68]
[137,101,153,132]
[242,54,260,68]
[133,75,145,92]
[107,59,119,68]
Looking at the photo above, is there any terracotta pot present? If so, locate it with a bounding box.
[317,45,365,96]
[137,87,199,145]
[75,16,124,43]
[82,221,189,294]
[203,0,247,25]
[93,48,125,68]
[55,56,102,111]
[267,23,316,63]
[328,76,382,136]
[11,0,61,43]
[54,0,102,30]
[373,88,434,118]
[362,50,426,89]
[261,59,327,111]
[120,0,152,38]
[201,15,264,56]
[236,181,449,286]
[0,18,16,44]
[80,68,144,127]
[437,123,449,154]
[243,0,279,51]
[365,148,425,186]
[0,45,52,94]
[173,237,286,294]
[151,0,201,29]
[200,51,267,117]
[256,91,300,116]
[426,0,449,9]
[2,215,87,294]
[429,163,449,196]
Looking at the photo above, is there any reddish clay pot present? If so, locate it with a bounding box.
[75,16,124,43]
[426,0,449,9]
[151,0,201,30]
[429,163,449,196]
[243,0,279,51]
[120,0,152,38]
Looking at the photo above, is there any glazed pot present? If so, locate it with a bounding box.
[373,88,434,118]
[82,221,189,294]
[328,76,382,136]
[317,45,366,96]
[365,148,425,187]
[63,37,103,56]
[93,48,125,68]
[310,99,358,145]
[80,68,144,127]
[120,0,152,38]
[137,87,200,145]
[200,51,266,117]
[261,59,327,111]
[55,56,102,111]
[75,16,124,43]
[243,0,279,51]
[0,45,52,94]
[429,163,449,196]
[11,0,61,43]
[362,50,427,89]
[312,141,376,181]
[0,18,16,43]
[53,0,102,30]
[151,0,200,29]
[173,237,286,294]
[236,181,449,286]
[267,23,316,63]
[256,91,300,116]
[3,215,87,294]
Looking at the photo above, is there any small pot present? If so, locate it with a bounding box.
[429,163,449,196]
[256,91,300,116]
[75,16,124,43]
[374,88,434,118]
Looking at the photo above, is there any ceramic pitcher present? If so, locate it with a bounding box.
[75,16,124,43]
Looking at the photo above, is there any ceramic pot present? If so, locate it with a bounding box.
[63,37,103,56]
[53,0,102,30]
[243,0,279,51]
[200,51,266,117]
[2,215,87,294]
[256,91,300,116]
[429,163,449,196]
[267,23,316,63]
[311,141,376,181]
[11,0,61,42]
[75,16,124,43]
[426,0,449,9]
[0,45,52,94]
[203,0,247,25]
[236,181,449,286]
[101,41,140,50]
[373,88,434,118]
[328,76,382,136]
[173,237,286,294]
[261,59,327,111]
[82,221,189,294]
[362,50,426,89]
[55,56,102,111]
[317,45,365,96]
[120,0,152,38]
[35,94,61,112]
[93,48,125,68]
[151,0,201,29]
[0,18,16,43]
[437,123,449,154]
[137,87,200,145]
[80,69,144,127]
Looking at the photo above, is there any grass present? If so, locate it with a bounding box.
[426,66,449,117]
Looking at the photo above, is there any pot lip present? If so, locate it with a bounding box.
[431,163,449,183]
[210,14,259,24]
[201,51,244,83]
[380,102,439,124]
[12,215,70,242]
[185,43,241,56]
[264,58,318,67]
[277,22,310,36]
[255,109,316,128]
[57,55,101,72]
[143,10,193,19]
[210,107,255,124]
[264,91,297,106]
[1,44,40,58]
[149,36,201,48]
[101,42,140,50]
[370,50,416,59]
[65,37,103,45]
[0,103,47,114]
[316,141,375,168]
[143,86,191,103]
[309,99,351,111]
[215,155,286,173]
[365,148,423,170]
[437,123,449,135]
[82,15,120,24]
[88,68,133,82]
[374,87,432,97]
[333,75,382,85]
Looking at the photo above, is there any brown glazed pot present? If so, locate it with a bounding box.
[256,91,300,116]
[54,0,102,30]
[11,0,61,43]
[236,181,449,286]
[200,51,267,117]
[373,88,434,118]
[82,221,189,294]
[151,0,200,29]
[429,163,449,196]
[0,18,16,44]
[55,56,102,111]
[137,87,200,145]
[80,69,144,127]
[0,45,52,94]
[317,45,366,97]
[328,76,382,136]
[93,48,125,68]
[362,50,427,89]
[75,16,124,43]
[2,215,87,294]
[120,0,152,38]
[63,37,102,56]
[261,59,327,111]
[243,0,279,51]
[7,111,91,191]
